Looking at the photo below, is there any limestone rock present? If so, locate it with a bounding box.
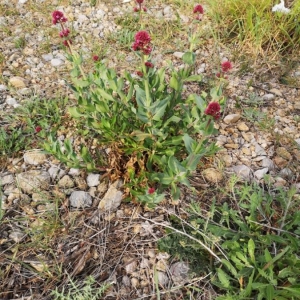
[9,76,26,88]
[276,147,292,160]
[99,185,123,212]
[24,150,47,165]
[237,122,249,131]
[87,173,100,187]
[223,114,241,124]
[58,175,74,188]
[232,165,252,180]
[69,191,92,208]
[202,168,223,183]
[16,171,50,194]
[254,168,268,180]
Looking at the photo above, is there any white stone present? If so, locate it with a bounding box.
[42,53,53,61]
[263,93,275,101]
[51,58,63,67]
[98,185,122,212]
[16,171,50,194]
[254,168,268,180]
[232,165,252,180]
[255,144,267,156]
[58,175,74,188]
[24,150,47,165]
[262,157,275,170]
[0,84,7,91]
[173,52,184,59]
[87,173,100,187]
[223,114,241,124]
[9,76,26,88]
[6,97,18,106]
[48,166,60,180]
[0,174,14,185]
[69,191,92,208]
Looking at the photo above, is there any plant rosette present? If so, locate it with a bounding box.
[46,10,224,203]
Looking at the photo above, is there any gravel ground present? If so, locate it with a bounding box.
[0,0,300,298]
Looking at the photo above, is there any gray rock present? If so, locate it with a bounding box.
[98,185,122,212]
[9,231,24,243]
[0,84,7,91]
[279,168,293,179]
[58,175,74,188]
[68,168,81,176]
[263,93,275,101]
[295,138,300,146]
[51,58,63,67]
[255,144,267,156]
[173,52,184,59]
[232,165,252,180]
[163,5,173,17]
[262,157,275,170]
[42,53,53,61]
[254,168,268,180]
[157,271,169,286]
[170,262,190,284]
[69,191,92,208]
[87,173,100,187]
[48,166,60,180]
[6,97,18,106]
[223,114,241,124]
[0,174,14,185]
[24,150,47,165]
[16,170,50,194]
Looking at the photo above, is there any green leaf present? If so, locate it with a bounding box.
[182,51,196,65]
[217,268,230,288]
[185,153,202,171]
[280,286,300,297]
[221,259,238,277]
[151,98,169,121]
[131,130,153,141]
[72,78,90,88]
[168,156,186,175]
[97,88,115,101]
[183,134,195,154]
[183,74,202,82]
[163,115,181,127]
[169,75,179,91]
[95,102,109,113]
[266,284,275,300]
[248,239,255,264]
[68,106,83,118]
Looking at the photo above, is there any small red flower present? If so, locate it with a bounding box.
[145,61,154,68]
[193,4,204,14]
[93,55,99,61]
[134,7,139,12]
[35,126,42,133]
[59,28,70,38]
[204,102,221,120]
[136,0,144,3]
[148,187,155,194]
[62,39,72,47]
[136,71,143,77]
[52,10,67,25]
[132,31,152,55]
[143,7,147,12]
[221,61,233,73]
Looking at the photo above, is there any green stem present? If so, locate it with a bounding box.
[141,55,151,107]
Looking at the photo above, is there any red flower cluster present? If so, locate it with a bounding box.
[148,187,155,194]
[193,4,204,20]
[221,61,233,73]
[52,10,67,25]
[35,126,42,133]
[136,70,144,77]
[59,28,70,38]
[93,55,99,61]
[204,102,221,120]
[134,0,147,12]
[132,31,152,55]
[193,4,204,14]
[145,61,154,68]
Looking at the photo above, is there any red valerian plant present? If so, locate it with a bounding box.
[52,10,67,25]
[35,126,42,133]
[204,102,221,120]
[132,30,152,55]
[145,61,154,68]
[93,55,99,62]
[134,0,147,12]
[148,187,155,194]
[193,4,204,21]
[221,61,233,73]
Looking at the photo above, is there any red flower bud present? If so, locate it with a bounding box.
[148,187,155,194]
[35,126,42,133]
[204,102,221,120]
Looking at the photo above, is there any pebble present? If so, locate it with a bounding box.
[255,144,267,156]
[98,185,123,212]
[58,175,74,188]
[69,191,92,208]
[254,168,268,180]
[0,174,14,185]
[51,58,64,67]
[202,168,223,183]
[87,173,101,187]
[173,52,184,59]
[237,122,249,131]
[223,114,241,124]
[232,165,251,180]
[263,93,275,101]
[16,171,50,194]
[170,262,190,284]
[9,76,26,88]
[24,150,47,165]
[9,231,24,243]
